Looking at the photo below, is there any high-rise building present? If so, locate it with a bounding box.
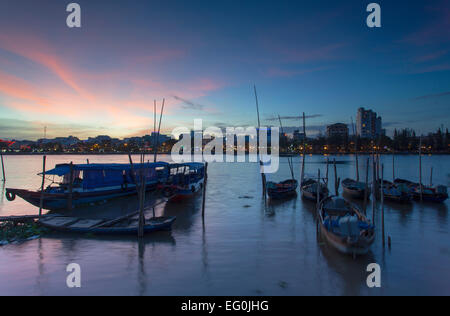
[356,107,383,139]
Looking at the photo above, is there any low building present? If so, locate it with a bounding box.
[326,123,349,138]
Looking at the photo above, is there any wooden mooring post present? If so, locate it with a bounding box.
[419,137,423,202]
[381,164,385,247]
[202,162,208,219]
[430,166,433,186]
[392,154,395,182]
[325,158,329,186]
[67,162,74,210]
[372,155,376,224]
[363,157,369,214]
[39,155,47,217]
[138,154,146,238]
[316,169,321,210]
[333,159,339,196]
[1,153,5,182]
[128,154,144,238]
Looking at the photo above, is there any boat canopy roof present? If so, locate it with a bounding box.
[40,162,170,176]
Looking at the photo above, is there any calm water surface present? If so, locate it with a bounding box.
[0,154,449,295]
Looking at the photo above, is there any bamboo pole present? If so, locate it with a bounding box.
[333,159,339,196]
[1,153,5,182]
[419,137,423,202]
[39,155,47,217]
[352,118,359,181]
[278,115,294,180]
[316,169,321,210]
[392,154,395,181]
[372,155,376,224]
[153,99,157,154]
[254,85,266,200]
[430,166,433,186]
[129,154,144,237]
[301,112,306,184]
[363,157,369,214]
[154,98,165,163]
[202,162,208,218]
[138,153,146,238]
[67,162,73,210]
[381,164,385,247]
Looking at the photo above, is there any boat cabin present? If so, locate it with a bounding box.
[42,162,170,193]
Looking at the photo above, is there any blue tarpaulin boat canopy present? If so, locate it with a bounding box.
[40,162,170,176]
[40,162,171,190]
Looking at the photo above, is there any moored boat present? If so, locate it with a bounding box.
[266,179,298,199]
[342,178,371,199]
[318,196,375,256]
[38,215,176,235]
[301,178,329,202]
[394,179,448,203]
[381,180,412,203]
[5,162,170,211]
[159,163,205,201]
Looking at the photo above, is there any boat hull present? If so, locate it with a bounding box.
[301,189,328,202]
[342,187,365,199]
[6,184,158,211]
[267,180,298,200]
[39,216,176,235]
[320,224,374,255]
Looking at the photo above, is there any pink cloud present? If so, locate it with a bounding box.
[0,31,225,138]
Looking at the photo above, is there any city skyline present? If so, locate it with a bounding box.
[1,0,450,140]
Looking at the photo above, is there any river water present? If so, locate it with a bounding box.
[0,154,449,295]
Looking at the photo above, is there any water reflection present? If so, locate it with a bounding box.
[0,155,449,295]
[320,242,378,296]
[0,181,5,206]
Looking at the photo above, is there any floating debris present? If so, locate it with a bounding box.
[239,195,254,199]
[243,205,251,208]
[0,221,48,245]
[278,281,288,289]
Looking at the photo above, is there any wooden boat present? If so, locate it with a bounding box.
[38,215,176,235]
[266,179,298,199]
[5,162,170,211]
[381,180,412,203]
[342,178,371,199]
[394,179,448,203]
[301,178,329,202]
[318,196,375,256]
[159,163,205,201]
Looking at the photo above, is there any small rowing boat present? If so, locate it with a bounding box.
[394,179,448,203]
[38,215,176,235]
[301,178,329,202]
[342,178,371,199]
[381,180,412,203]
[266,179,298,199]
[318,196,375,256]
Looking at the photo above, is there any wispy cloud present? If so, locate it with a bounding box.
[173,95,205,110]
[413,91,450,101]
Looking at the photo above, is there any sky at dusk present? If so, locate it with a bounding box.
[0,0,449,140]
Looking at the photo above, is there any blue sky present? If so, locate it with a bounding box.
[0,0,449,140]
